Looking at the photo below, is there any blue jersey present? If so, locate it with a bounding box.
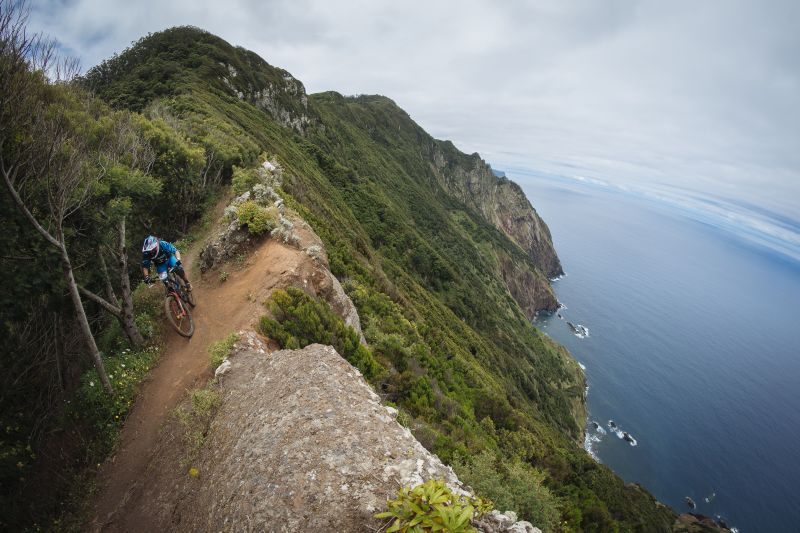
[142,239,177,268]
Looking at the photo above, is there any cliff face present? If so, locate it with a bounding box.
[309,93,562,315]
[431,142,563,279]
[219,59,312,132]
[499,255,558,316]
[430,142,562,313]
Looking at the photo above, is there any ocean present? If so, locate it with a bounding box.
[515,172,800,532]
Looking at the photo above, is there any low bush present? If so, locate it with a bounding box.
[258,287,382,380]
[375,479,492,533]
[452,451,561,533]
[231,165,262,195]
[235,200,277,235]
[73,346,161,455]
[132,281,166,339]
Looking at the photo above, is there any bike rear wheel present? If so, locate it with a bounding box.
[183,284,197,307]
[165,294,194,337]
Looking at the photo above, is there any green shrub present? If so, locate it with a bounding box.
[133,280,165,313]
[132,281,166,339]
[134,313,157,340]
[258,287,382,380]
[452,451,561,533]
[375,479,492,532]
[208,332,239,370]
[74,346,161,454]
[235,200,277,235]
[231,165,262,195]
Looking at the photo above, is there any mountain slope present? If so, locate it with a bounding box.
[79,26,679,531]
[308,92,560,316]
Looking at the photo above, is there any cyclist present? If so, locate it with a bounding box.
[141,235,192,291]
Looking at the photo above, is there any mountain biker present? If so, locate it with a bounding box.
[141,235,192,291]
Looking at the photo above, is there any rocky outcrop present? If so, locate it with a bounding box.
[199,160,288,272]
[199,160,363,338]
[220,62,312,132]
[430,142,563,279]
[673,513,733,532]
[136,335,539,532]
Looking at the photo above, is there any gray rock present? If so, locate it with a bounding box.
[474,509,541,533]
[166,341,468,531]
[199,219,252,273]
[213,359,232,378]
[108,335,541,532]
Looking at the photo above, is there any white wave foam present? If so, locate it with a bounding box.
[583,431,602,461]
[608,426,638,446]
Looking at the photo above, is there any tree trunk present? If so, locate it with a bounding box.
[99,254,119,308]
[59,241,114,395]
[117,217,144,346]
[2,166,113,395]
[79,220,144,347]
[53,312,64,393]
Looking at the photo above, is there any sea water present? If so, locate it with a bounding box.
[517,173,800,532]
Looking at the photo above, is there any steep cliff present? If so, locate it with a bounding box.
[431,141,563,279]
[431,145,562,313]
[308,92,561,314]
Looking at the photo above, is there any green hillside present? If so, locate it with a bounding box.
[1,24,678,531]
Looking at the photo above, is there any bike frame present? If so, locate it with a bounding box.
[160,268,189,316]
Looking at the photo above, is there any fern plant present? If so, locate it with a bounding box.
[375,479,492,532]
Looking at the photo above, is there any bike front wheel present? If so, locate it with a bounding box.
[165,294,194,337]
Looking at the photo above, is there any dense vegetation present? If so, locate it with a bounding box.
[1,18,678,531]
[0,9,246,528]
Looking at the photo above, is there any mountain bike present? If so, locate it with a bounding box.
[158,267,195,337]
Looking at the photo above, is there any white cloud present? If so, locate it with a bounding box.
[27,0,800,219]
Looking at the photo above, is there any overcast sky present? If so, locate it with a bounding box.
[27,0,800,221]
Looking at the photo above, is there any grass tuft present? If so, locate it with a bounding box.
[208,332,240,370]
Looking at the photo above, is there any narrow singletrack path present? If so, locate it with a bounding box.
[90,239,307,531]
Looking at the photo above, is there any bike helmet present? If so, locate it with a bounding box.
[142,235,159,260]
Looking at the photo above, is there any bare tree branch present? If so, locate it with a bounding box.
[1,165,62,248]
[78,286,122,316]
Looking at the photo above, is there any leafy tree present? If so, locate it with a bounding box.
[75,114,161,346]
[0,3,114,393]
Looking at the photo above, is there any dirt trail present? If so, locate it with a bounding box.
[90,239,307,531]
